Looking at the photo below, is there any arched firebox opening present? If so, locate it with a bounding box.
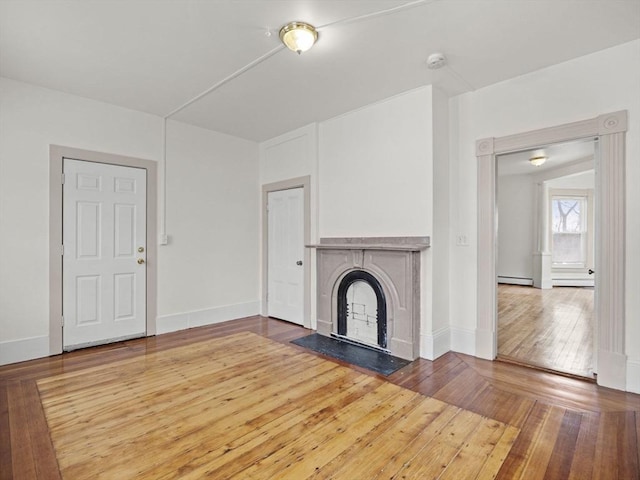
[337,270,387,350]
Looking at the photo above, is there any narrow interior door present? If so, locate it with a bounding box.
[267,187,304,325]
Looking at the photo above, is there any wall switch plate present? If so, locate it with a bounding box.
[159,233,169,245]
[456,235,469,246]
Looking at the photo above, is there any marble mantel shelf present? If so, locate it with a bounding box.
[306,236,430,252]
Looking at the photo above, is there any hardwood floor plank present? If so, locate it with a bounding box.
[495,402,565,480]
[544,409,582,479]
[592,411,640,479]
[390,409,485,479]
[498,284,593,378]
[311,396,449,479]
[439,417,512,479]
[2,316,639,479]
[474,425,520,480]
[168,375,382,480]
[568,411,600,480]
[7,381,38,479]
[232,383,413,479]
[0,383,13,480]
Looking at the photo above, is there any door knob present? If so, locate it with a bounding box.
[138,246,145,253]
[137,258,145,264]
[296,260,303,266]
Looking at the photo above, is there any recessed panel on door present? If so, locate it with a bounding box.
[76,275,101,325]
[77,202,101,259]
[114,273,136,321]
[114,204,136,257]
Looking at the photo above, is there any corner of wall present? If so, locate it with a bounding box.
[597,349,628,391]
[450,326,476,356]
[420,326,450,360]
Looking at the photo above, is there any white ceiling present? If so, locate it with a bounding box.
[497,138,595,176]
[1,0,639,141]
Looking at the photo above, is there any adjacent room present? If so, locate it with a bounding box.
[1,1,639,478]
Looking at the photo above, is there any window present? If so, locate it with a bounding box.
[551,195,588,268]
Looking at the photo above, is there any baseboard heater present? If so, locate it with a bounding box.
[498,276,533,286]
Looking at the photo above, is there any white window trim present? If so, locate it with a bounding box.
[549,188,594,271]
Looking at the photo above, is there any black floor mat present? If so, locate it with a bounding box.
[291,333,411,376]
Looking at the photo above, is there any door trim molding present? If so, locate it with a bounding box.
[49,145,158,355]
[261,176,311,328]
[476,110,627,390]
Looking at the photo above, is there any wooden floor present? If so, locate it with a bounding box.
[498,284,594,378]
[2,316,640,479]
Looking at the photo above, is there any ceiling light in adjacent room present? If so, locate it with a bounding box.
[279,22,318,54]
[529,155,547,167]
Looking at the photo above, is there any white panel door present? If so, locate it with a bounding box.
[268,188,304,324]
[63,159,147,349]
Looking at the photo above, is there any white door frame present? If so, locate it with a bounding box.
[261,176,311,328]
[49,145,158,355]
[476,111,627,390]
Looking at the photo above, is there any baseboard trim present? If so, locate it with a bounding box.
[597,349,627,391]
[0,335,50,366]
[627,358,640,394]
[497,276,533,286]
[419,326,450,360]
[450,326,476,356]
[156,301,260,335]
[552,279,595,287]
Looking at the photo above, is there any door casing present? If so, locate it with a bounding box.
[476,110,627,390]
[261,176,311,328]
[49,145,158,355]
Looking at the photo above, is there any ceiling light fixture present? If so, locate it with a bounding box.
[279,21,318,54]
[529,155,547,167]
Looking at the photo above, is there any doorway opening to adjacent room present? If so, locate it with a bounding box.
[496,139,596,379]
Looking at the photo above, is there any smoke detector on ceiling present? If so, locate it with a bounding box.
[426,53,447,69]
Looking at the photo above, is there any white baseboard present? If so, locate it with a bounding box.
[420,326,450,360]
[450,326,476,356]
[474,328,495,360]
[597,349,627,391]
[156,301,261,335]
[626,358,640,394]
[497,276,533,286]
[0,335,50,366]
[552,279,595,287]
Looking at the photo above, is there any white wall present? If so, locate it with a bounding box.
[259,124,318,327]
[318,86,444,359]
[498,170,595,283]
[319,87,432,237]
[260,86,445,358]
[156,120,259,333]
[449,40,640,392]
[0,77,260,363]
[497,174,534,281]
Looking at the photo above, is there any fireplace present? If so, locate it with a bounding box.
[310,237,430,360]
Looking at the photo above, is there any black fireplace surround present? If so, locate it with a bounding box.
[336,270,387,349]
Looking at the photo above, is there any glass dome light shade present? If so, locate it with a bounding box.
[279,22,318,54]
